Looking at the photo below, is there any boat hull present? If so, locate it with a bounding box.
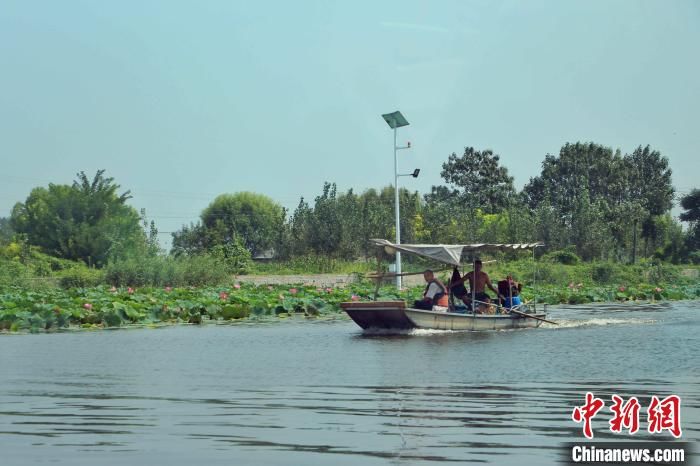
[341,301,415,329]
[341,301,544,331]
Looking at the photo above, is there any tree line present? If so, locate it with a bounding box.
[2,141,699,268]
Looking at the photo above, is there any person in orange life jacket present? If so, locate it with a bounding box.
[414,269,449,310]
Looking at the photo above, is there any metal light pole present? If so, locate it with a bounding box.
[381,111,412,289]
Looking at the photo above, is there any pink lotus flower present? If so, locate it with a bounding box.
[127,287,135,294]
[109,286,117,293]
[351,295,360,301]
[83,303,92,310]
[289,288,298,295]
[325,287,333,293]
[233,283,241,289]
[267,285,273,291]
[165,286,173,292]
[654,287,663,293]
[568,282,575,289]
[618,286,626,292]
[219,291,229,301]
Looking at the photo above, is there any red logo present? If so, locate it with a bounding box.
[609,395,640,434]
[571,392,605,439]
[572,393,682,439]
[647,395,682,438]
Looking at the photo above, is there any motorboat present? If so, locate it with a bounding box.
[341,239,552,331]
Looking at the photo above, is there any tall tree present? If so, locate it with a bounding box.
[171,222,210,256]
[624,145,674,216]
[680,189,700,252]
[624,145,675,253]
[423,185,473,242]
[287,197,313,257]
[10,170,143,265]
[308,182,342,256]
[199,192,285,256]
[336,189,362,259]
[438,147,516,214]
[522,142,675,260]
[523,143,626,214]
[0,217,14,244]
[358,188,392,256]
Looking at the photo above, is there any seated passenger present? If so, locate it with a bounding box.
[504,295,521,309]
[451,260,503,306]
[449,267,469,305]
[498,275,522,309]
[414,269,449,310]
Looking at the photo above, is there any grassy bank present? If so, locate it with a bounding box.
[3,246,699,288]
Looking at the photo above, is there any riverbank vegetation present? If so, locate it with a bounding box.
[1,141,699,332]
[1,277,699,333]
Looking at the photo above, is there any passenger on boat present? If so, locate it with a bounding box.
[414,270,449,310]
[449,267,469,301]
[498,275,522,309]
[451,260,503,306]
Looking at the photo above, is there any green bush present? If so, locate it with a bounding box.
[180,255,231,286]
[220,304,250,319]
[0,259,33,288]
[105,254,231,287]
[104,256,169,287]
[591,262,615,284]
[493,260,579,288]
[251,255,376,275]
[58,266,105,288]
[209,242,251,274]
[543,247,581,265]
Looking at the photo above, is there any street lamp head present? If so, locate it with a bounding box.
[381,111,409,129]
[412,168,420,178]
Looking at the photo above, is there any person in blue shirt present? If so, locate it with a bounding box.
[498,275,522,309]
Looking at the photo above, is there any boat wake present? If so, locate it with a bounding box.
[361,327,464,336]
[542,317,658,329]
[409,328,463,336]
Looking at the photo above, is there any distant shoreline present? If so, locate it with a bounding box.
[1,279,697,334]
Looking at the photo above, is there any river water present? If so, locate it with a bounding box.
[1,301,698,465]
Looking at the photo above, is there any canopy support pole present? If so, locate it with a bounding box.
[532,248,537,312]
[471,256,476,313]
[373,250,382,301]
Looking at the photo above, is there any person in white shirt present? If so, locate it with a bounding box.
[414,270,448,310]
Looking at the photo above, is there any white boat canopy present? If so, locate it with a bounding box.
[370,239,544,266]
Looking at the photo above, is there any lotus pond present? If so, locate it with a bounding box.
[1,282,699,333]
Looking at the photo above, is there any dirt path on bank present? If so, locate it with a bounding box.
[234,273,426,288]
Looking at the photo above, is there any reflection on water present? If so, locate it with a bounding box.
[0,301,698,465]
[2,383,698,465]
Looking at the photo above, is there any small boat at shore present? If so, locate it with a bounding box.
[341,239,553,331]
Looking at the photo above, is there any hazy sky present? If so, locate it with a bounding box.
[1,0,698,246]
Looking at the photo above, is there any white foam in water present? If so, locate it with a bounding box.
[409,328,462,336]
[543,317,658,329]
[362,327,462,336]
